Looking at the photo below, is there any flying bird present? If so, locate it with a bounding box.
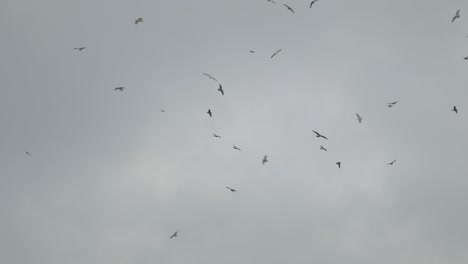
[271,49,282,58]
[336,162,341,169]
[387,159,397,165]
[250,50,255,53]
[170,231,178,239]
[262,155,268,165]
[218,84,224,95]
[207,109,212,117]
[203,73,218,82]
[387,101,398,107]
[114,87,124,91]
[283,4,295,13]
[25,150,31,156]
[135,18,144,24]
[267,0,276,3]
[452,106,458,114]
[312,130,328,140]
[213,134,221,138]
[74,47,86,51]
[226,187,237,192]
[356,113,362,123]
[233,145,241,151]
[320,145,327,151]
[310,0,318,8]
[452,9,460,22]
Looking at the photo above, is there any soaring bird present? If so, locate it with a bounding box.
[226,187,237,192]
[310,0,318,8]
[387,101,398,107]
[74,47,86,51]
[170,231,178,239]
[218,84,224,95]
[283,4,295,13]
[267,0,276,3]
[356,113,362,123]
[207,109,212,117]
[452,106,458,114]
[336,162,341,169]
[452,9,460,22]
[233,145,241,151]
[262,155,268,165]
[203,73,218,82]
[271,49,282,58]
[114,87,124,91]
[312,130,328,140]
[213,134,221,138]
[320,145,327,151]
[388,159,397,165]
[135,18,144,24]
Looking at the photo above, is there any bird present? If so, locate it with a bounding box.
[320,145,327,151]
[114,87,124,91]
[250,50,255,53]
[213,134,221,138]
[271,49,282,59]
[226,187,237,192]
[387,159,397,165]
[356,113,362,123]
[336,162,341,169]
[207,109,212,117]
[135,18,144,24]
[74,47,86,51]
[267,0,276,3]
[452,9,460,22]
[283,4,295,13]
[262,155,268,165]
[310,0,318,8]
[387,101,398,107]
[170,231,178,239]
[452,106,458,114]
[25,150,31,156]
[203,73,218,82]
[312,130,328,140]
[233,145,241,151]
[218,84,224,95]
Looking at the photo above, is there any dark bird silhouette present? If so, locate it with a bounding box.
[135,18,144,24]
[452,106,458,114]
[218,84,224,95]
[114,87,124,91]
[262,155,268,165]
[250,50,255,53]
[356,113,362,123]
[464,56,468,60]
[312,130,328,140]
[170,231,178,239]
[203,73,218,82]
[25,150,31,156]
[320,145,327,151]
[388,159,397,165]
[233,145,241,151]
[310,0,318,8]
[387,101,398,107]
[271,49,282,58]
[267,0,276,3]
[207,109,212,117]
[213,134,221,138]
[283,4,295,13]
[74,47,86,51]
[452,9,460,22]
[336,161,341,169]
[226,187,237,192]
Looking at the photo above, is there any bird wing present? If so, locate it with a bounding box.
[312,130,320,136]
[321,135,328,140]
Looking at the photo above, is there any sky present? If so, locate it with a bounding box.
[1,0,468,263]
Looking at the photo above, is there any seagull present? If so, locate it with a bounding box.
[213,134,221,138]
[356,113,362,123]
[226,187,237,192]
[25,150,31,156]
[283,4,295,13]
[452,106,458,114]
[452,9,460,22]
[262,155,268,165]
[114,87,124,91]
[310,0,318,8]
[170,231,178,239]
[233,145,241,151]
[312,130,328,140]
[320,145,327,151]
[387,101,398,107]
[387,159,397,165]
[203,73,218,82]
[218,84,224,95]
[207,109,212,117]
[271,49,282,59]
[336,161,341,169]
[74,47,86,51]
[135,18,144,24]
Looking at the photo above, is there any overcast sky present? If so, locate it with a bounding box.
[1,0,468,263]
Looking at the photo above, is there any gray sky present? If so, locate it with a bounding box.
[1,0,468,263]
